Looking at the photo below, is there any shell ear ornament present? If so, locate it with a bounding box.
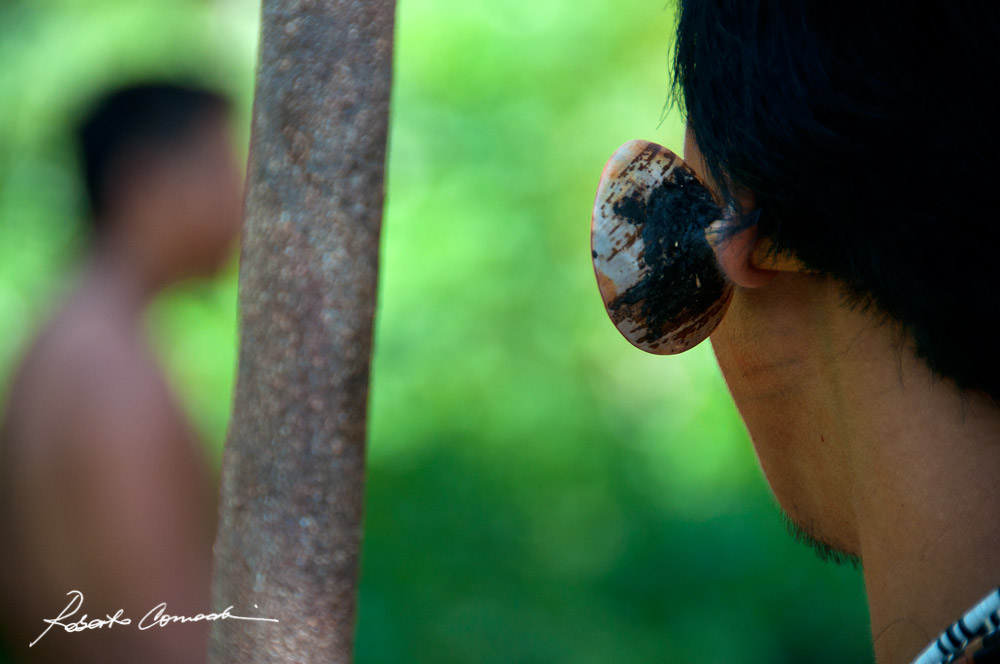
[591,140,733,355]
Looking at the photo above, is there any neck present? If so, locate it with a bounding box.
[833,309,1000,663]
[77,235,166,320]
[709,270,1000,664]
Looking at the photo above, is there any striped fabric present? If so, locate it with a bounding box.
[912,589,1000,664]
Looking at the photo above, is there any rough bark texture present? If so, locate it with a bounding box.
[209,2,395,662]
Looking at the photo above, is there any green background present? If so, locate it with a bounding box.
[0,0,872,662]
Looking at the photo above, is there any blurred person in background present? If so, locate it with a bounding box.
[0,83,243,663]
[669,2,1000,663]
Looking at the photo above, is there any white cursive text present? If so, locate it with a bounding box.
[31,590,278,648]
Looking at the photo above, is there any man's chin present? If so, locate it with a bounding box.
[777,507,862,569]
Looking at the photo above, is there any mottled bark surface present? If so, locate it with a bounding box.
[209,2,395,662]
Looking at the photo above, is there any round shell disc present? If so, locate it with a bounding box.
[591,140,733,354]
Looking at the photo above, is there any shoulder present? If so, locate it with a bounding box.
[4,304,193,478]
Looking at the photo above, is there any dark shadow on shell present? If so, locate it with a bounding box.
[591,141,733,354]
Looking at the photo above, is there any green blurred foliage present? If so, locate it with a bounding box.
[0,1,873,662]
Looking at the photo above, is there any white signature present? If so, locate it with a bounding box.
[31,590,279,648]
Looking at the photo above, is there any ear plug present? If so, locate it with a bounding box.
[591,140,733,354]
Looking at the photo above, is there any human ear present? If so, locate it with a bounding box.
[685,127,803,288]
[707,215,808,289]
[706,218,776,289]
[591,139,807,355]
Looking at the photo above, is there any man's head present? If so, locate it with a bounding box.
[668,2,1000,562]
[673,1,1000,400]
[76,82,243,280]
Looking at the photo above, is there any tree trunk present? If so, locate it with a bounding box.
[209,2,395,662]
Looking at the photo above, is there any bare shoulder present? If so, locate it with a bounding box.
[2,301,204,493]
[18,306,175,431]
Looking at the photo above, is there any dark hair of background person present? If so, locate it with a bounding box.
[672,1,1000,400]
[76,82,230,231]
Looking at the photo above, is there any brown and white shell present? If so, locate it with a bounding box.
[591,140,733,354]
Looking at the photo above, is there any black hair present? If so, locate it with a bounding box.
[672,1,1000,399]
[76,82,229,229]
